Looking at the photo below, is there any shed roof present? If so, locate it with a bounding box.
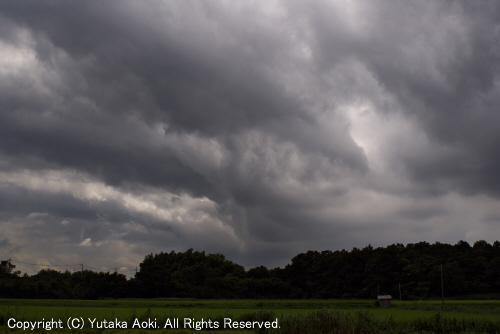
[377,295,392,300]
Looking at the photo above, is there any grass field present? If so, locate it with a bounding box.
[2,298,500,333]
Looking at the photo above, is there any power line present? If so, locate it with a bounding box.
[83,264,101,270]
[9,259,81,267]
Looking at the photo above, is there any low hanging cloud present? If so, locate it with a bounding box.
[1,0,500,274]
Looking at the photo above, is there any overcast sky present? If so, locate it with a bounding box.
[1,0,500,275]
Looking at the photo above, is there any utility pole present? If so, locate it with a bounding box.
[81,263,84,279]
[399,282,402,306]
[441,264,444,307]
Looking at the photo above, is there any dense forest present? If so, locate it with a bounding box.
[2,240,500,300]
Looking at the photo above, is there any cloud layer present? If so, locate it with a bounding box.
[1,0,500,274]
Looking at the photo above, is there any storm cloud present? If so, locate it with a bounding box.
[1,0,500,274]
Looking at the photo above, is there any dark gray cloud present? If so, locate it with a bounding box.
[1,0,500,273]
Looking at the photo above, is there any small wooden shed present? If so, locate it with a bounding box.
[377,295,392,308]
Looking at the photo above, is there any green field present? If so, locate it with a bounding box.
[2,298,500,333]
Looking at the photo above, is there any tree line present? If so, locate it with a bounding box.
[2,240,500,299]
